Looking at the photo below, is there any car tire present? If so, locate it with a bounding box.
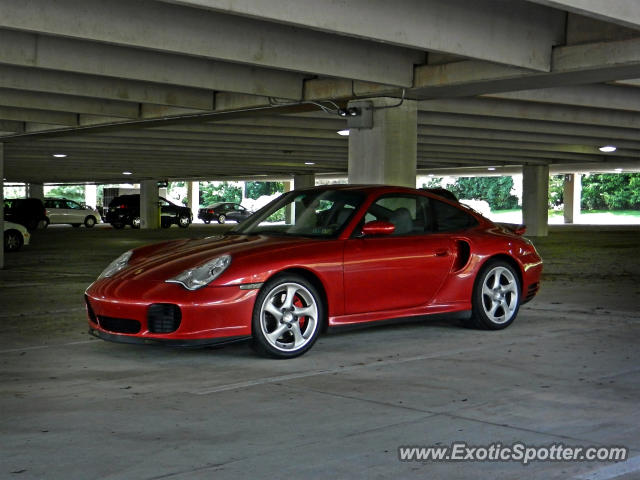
[217,214,226,224]
[84,216,97,228]
[178,215,190,228]
[4,230,23,252]
[251,274,323,358]
[111,222,125,229]
[203,220,210,224]
[131,216,141,229]
[467,260,521,330]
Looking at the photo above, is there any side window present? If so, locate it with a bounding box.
[362,195,431,236]
[66,200,81,209]
[159,199,170,207]
[431,199,477,232]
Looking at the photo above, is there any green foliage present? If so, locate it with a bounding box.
[245,181,285,200]
[581,173,640,210]
[549,175,564,208]
[421,177,444,188]
[447,176,519,210]
[45,185,85,203]
[199,182,242,206]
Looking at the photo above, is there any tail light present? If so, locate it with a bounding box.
[207,209,215,214]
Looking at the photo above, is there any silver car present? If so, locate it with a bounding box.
[44,198,102,228]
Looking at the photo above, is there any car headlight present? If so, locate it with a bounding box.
[166,255,231,291]
[98,250,133,279]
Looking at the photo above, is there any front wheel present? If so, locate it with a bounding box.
[251,275,323,358]
[131,216,141,229]
[4,230,23,252]
[468,260,521,330]
[217,214,226,224]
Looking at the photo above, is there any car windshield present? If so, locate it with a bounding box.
[231,189,365,238]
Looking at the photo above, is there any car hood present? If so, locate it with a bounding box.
[108,234,320,284]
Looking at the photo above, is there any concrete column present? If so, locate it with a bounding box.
[563,173,582,224]
[0,143,4,269]
[140,180,159,229]
[348,97,417,187]
[26,183,44,199]
[283,180,293,224]
[85,184,97,209]
[187,181,200,221]
[522,165,549,237]
[293,174,315,190]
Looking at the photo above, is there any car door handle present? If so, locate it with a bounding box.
[435,249,449,257]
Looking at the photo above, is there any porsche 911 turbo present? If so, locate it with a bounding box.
[86,185,542,358]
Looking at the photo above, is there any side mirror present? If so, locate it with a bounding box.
[361,220,395,236]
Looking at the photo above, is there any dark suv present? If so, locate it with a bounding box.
[106,195,192,229]
[198,202,252,224]
[4,198,48,231]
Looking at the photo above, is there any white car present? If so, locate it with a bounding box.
[4,221,30,252]
[44,198,102,228]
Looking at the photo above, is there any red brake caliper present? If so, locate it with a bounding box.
[293,296,306,329]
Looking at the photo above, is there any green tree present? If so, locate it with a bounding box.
[448,176,519,210]
[245,181,285,200]
[582,173,640,210]
[549,175,564,208]
[45,185,85,203]
[199,182,242,206]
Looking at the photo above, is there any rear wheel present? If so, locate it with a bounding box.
[251,274,323,358]
[468,260,521,330]
[217,214,226,224]
[178,215,190,228]
[4,230,23,252]
[131,216,141,229]
[84,216,97,228]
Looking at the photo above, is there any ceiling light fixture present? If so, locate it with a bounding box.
[304,162,315,165]
[337,129,350,136]
[488,167,496,171]
[53,153,67,158]
[122,171,133,175]
[599,145,617,153]
[614,168,623,172]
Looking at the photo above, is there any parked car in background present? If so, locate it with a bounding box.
[87,185,543,358]
[44,198,101,228]
[106,195,192,229]
[198,202,252,224]
[4,221,30,252]
[4,198,47,231]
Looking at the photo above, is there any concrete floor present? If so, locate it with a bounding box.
[1,224,639,480]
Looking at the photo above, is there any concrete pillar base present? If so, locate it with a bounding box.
[563,173,582,224]
[27,183,44,200]
[140,180,159,229]
[348,97,417,187]
[293,174,315,190]
[187,181,200,221]
[523,165,549,237]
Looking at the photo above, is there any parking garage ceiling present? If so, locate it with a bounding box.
[1,0,640,184]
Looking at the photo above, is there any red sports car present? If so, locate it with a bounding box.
[86,185,542,358]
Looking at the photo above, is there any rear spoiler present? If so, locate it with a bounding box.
[496,223,527,236]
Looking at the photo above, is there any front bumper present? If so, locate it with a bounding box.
[85,280,257,344]
[89,327,250,347]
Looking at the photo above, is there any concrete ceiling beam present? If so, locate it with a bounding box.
[156,0,563,70]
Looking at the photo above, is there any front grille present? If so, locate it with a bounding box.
[524,282,540,303]
[99,316,141,334]
[147,304,182,333]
